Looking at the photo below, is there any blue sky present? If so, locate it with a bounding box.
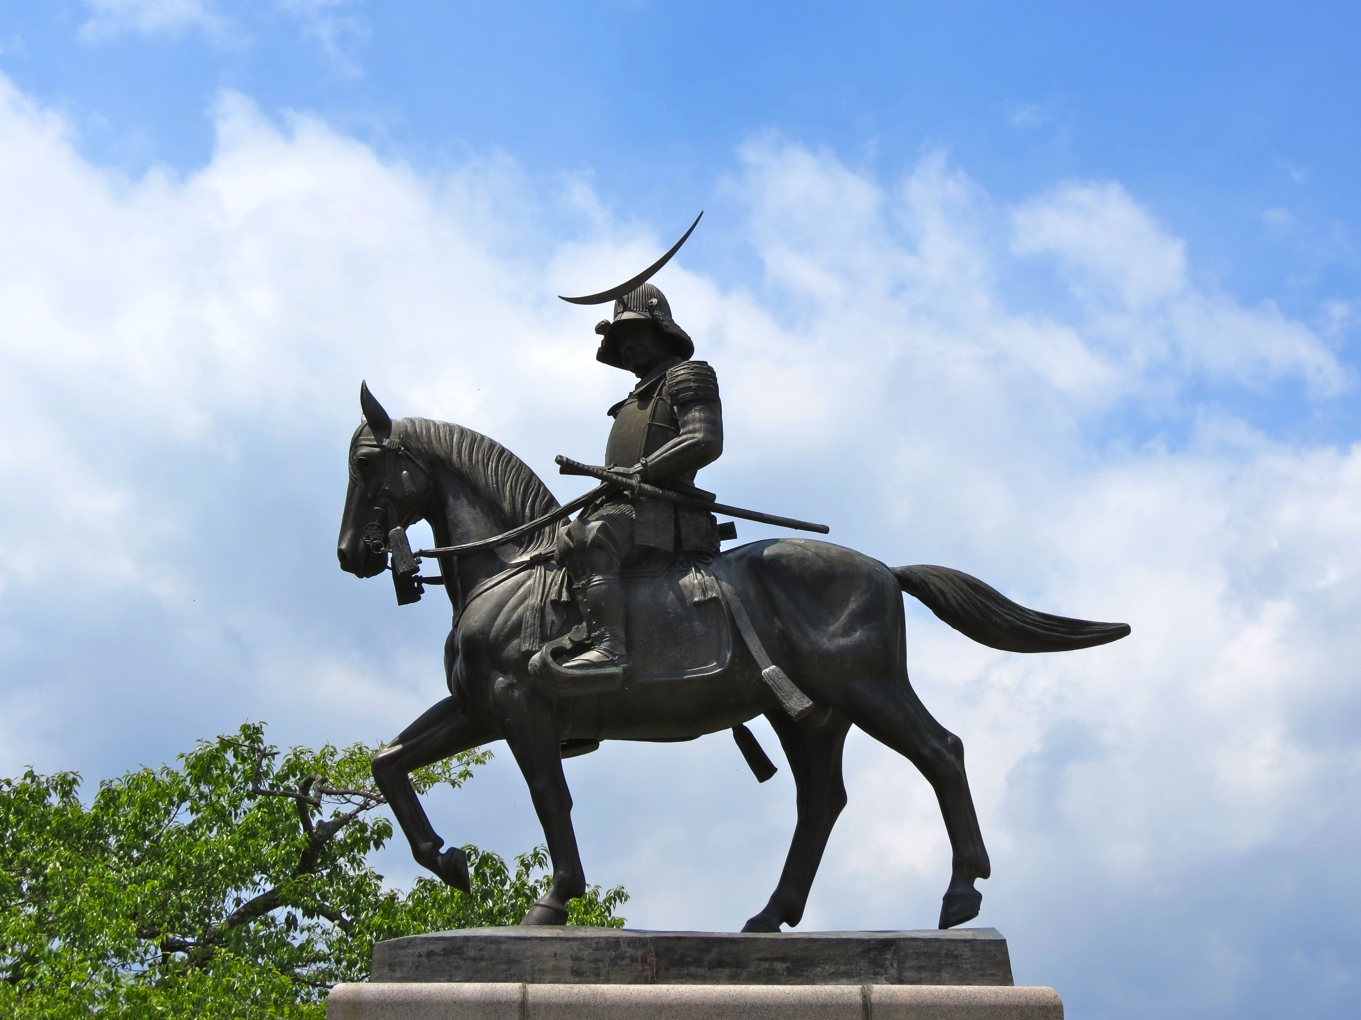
[2,4,1360,1018]
[6,1,1359,319]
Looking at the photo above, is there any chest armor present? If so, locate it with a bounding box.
[605,375,677,471]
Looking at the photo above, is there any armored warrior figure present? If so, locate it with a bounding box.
[555,283,723,675]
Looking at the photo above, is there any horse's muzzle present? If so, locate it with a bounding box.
[337,539,389,578]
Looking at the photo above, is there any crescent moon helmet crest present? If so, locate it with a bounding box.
[559,213,702,369]
[558,211,703,306]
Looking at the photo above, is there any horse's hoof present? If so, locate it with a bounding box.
[740,916,782,933]
[938,888,982,929]
[435,847,471,894]
[521,899,569,925]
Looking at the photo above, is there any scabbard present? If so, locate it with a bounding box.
[556,456,829,535]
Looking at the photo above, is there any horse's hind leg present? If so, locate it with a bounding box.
[371,695,495,893]
[838,675,991,929]
[742,710,853,933]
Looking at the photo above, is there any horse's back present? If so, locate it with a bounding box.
[722,538,906,672]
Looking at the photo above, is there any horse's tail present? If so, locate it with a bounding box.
[892,564,1130,653]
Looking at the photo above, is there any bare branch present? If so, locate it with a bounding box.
[230,740,280,795]
[250,786,321,807]
[315,784,386,801]
[248,780,384,811]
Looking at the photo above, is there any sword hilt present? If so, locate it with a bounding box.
[555,456,638,493]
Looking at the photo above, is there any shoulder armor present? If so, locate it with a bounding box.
[665,360,719,405]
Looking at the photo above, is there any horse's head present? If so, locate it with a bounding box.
[336,382,433,578]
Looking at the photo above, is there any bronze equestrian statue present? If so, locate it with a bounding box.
[336,217,1129,932]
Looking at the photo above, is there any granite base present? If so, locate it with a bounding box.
[330,927,1062,1019]
[327,981,1064,1019]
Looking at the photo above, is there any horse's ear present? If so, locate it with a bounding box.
[360,381,392,432]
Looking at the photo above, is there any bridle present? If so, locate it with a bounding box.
[358,436,430,556]
[352,431,456,607]
[352,427,610,612]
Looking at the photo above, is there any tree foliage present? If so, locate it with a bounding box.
[0,723,626,1019]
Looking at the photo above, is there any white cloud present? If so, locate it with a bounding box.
[80,0,366,68]
[81,0,228,40]
[1263,207,1296,231]
[1013,180,1348,396]
[1014,180,1188,307]
[0,78,1358,1019]
[275,0,368,74]
[1006,102,1046,129]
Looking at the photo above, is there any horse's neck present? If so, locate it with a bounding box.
[427,467,528,608]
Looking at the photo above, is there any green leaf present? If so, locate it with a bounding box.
[0,722,626,1016]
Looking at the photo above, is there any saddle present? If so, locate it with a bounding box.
[529,556,732,695]
[525,552,816,779]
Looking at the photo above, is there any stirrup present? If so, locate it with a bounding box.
[560,646,630,672]
[529,625,625,696]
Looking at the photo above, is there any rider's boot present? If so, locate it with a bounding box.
[561,574,630,673]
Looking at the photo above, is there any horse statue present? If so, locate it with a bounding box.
[336,384,1130,932]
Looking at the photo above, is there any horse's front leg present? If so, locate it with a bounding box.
[491,673,585,925]
[371,695,495,892]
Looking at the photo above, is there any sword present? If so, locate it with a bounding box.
[555,456,829,535]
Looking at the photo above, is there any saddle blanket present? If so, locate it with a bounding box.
[623,556,732,681]
[529,556,732,682]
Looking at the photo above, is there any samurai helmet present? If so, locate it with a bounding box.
[593,284,693,369]
[558,212,702,370]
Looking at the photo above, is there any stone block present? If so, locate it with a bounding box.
[371,927,1014,986]
[326,982,1064,1020]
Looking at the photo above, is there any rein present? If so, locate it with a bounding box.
[413,484,609,559]
[426,485,608,622]
[368,431,608,615]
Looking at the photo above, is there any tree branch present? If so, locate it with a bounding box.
[111,742,391,974]
[301,898,355,934]
[219,887,283,932]
[295,775,319,837]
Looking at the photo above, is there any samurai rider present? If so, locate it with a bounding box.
[554,283,723,676]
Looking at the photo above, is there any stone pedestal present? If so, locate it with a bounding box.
[327,927,1063,1019]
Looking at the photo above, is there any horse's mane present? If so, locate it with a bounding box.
[395,417,560,557]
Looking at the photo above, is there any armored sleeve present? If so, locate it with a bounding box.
[638,362,723,482]
[665,360,720,405]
